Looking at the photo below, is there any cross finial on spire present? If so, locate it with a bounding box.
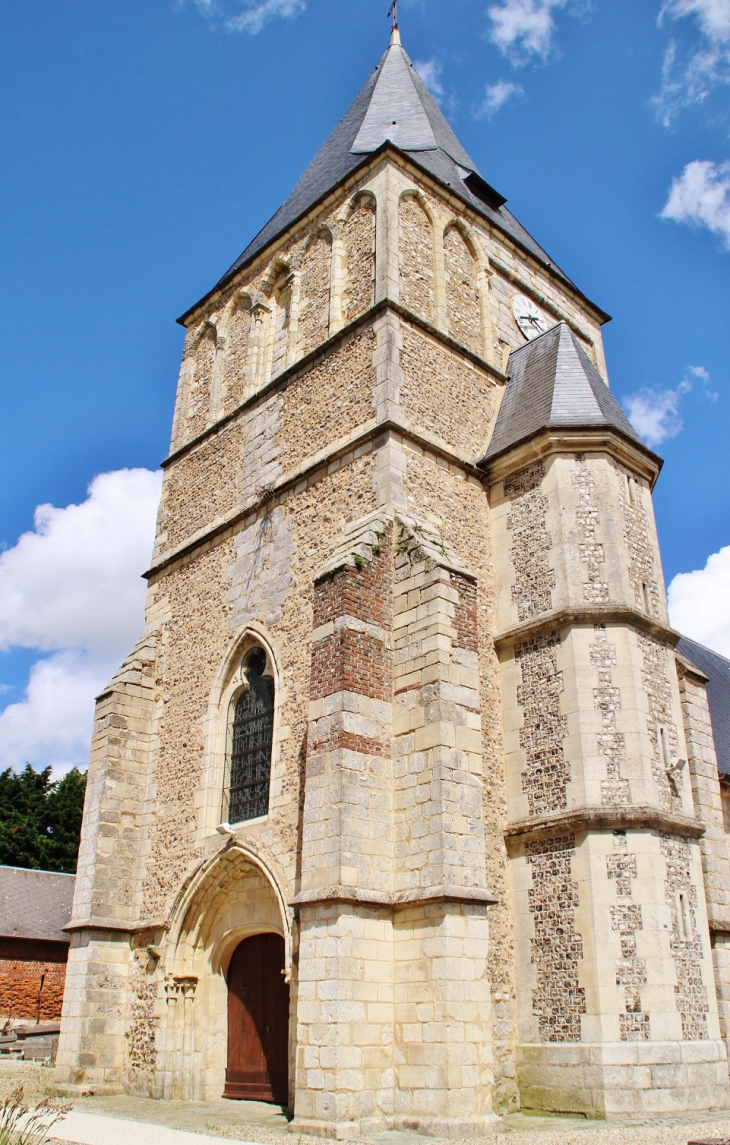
[388,0,400,45]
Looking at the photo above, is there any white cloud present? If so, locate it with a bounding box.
[192,0,305,34]
[654,0,730,122]
[0,652,118,778]
[661,159,730,248]
[0,468,162,655]
[474,80,524,118]
[487,0,573,61]
[622,365,717,447]
[0,468,162,776]
[668,544,730,658]
[623,388,685,447]
[414,59,445,100]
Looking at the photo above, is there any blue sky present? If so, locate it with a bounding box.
[1,0,729,774]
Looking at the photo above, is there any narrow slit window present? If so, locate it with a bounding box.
[626,474,636,505]
[678,892,691,940]
[227,648,274,824]
[658,724,670,769]
[642,583,653,615]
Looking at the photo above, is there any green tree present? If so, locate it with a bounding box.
[0,764,87,873]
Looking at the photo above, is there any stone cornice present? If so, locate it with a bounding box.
[290,884,498,909]
[64,917,168,935]
[481,427,662,490]
[504,805,705,844]
[493,604,681,651]
[162,299,505,472]
[675,650,710,685]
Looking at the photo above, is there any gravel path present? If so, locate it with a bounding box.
[4,1061,730,1145]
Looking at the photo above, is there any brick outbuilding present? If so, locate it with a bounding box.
[0,867,75,1024]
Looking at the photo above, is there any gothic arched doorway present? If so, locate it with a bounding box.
[223,933,289,1104]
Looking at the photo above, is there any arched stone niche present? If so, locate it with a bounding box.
[398,190,435,324]
[444,221,482,355]
[298,227,333,355]
[342,191,376,322]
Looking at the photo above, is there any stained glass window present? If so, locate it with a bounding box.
[227,649,274,824]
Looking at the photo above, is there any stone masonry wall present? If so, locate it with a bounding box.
[399,325,498,459]
[299,230,332,357]
[220,299,251,417]
[444,225,481,357]
[344,198,376,322]
[505,462,555,623]
[304,529,394,897]
[660,833,710,1041]
[617,464,661,619]
[572,455,609,605]
[141,452,380,922]
[676,662,730,933]
[281,328,376,474]
[526,834,586,1042]
[158,417,247,553]
[639,633,682,814]
[591,626,631,806]
[398,194,434,324]
[402,447,518,1112]
[607,831,650,1040]
[515,633,569,816]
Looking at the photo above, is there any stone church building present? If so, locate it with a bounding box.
[56,27,730,1133]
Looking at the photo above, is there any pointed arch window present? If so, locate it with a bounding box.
[226,648,274,824]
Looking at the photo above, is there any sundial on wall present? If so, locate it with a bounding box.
[512,294,549,341]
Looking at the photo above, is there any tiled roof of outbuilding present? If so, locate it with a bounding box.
[0,866,75,943]
[482,321,651,464]
[676,636,730,778]
[181,35,603,321]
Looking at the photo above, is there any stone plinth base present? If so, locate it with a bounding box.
[518,1041,730,1119]
[289,1114,502,1139]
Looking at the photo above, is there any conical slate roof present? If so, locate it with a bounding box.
[198,34,580,308]
[483,322,648,463]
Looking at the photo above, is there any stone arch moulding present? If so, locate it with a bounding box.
[179,317,219,429]
[210,292,251,420]
[443,216,495,365]
[339,188,377,323]
[398,185,435,224]
[163,838,293,982]
[155,840,293,1103]
[300,225,334,351]
[398,187,437,322]
[197,623,284,843]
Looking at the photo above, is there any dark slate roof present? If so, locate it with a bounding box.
[0,867,75,943]
[181,34,595,321]
[482,321,650,463]
[677,636,730,778]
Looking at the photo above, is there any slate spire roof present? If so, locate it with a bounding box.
[198,31,581,309]
[483,321,652,463]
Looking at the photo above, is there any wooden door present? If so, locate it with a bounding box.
[223,933,289,1104]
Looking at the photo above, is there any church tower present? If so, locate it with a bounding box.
[56,26,730,1131]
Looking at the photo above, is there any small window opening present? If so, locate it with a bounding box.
[226,648,274,824]
[642,583,653,614]
[678,892,692,940]
[626,474,636,505]
[658,724,670,769]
